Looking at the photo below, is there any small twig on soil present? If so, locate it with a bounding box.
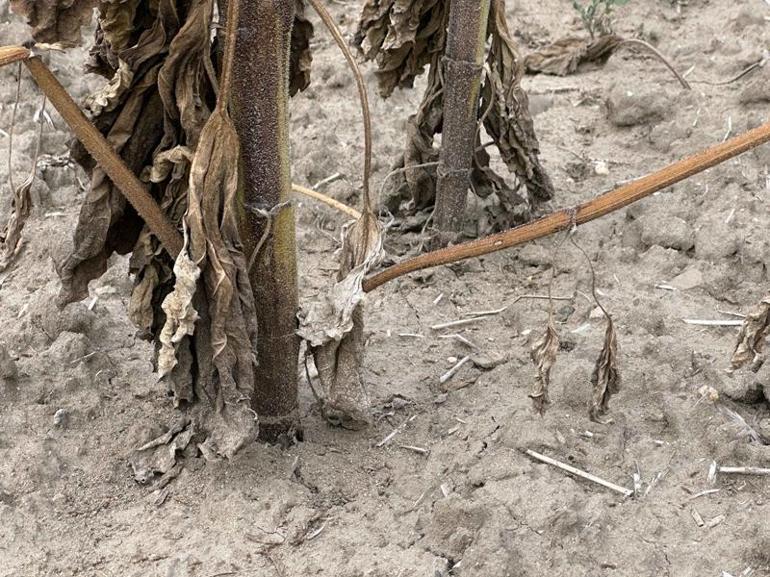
[463,305,508,317]
[686,488,721,501]
[292,183,361,220]
[524,448,634,497]
[376,414,417,448]
[439,355,471,384]
[313,172,343,188]
[399,444,430,455]
[431,317,488,330]
[438,333,480,350]
[683,319,744,327]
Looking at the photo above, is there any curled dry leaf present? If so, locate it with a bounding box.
[731,294,770,370]
[529,320,559,415]
[298,211,384,429]
[524,34,622,76]
[10,0,96,46]
[0,176,35,271]
[590,316,620,423]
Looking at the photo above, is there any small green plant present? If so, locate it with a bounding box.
[572,0,630,37]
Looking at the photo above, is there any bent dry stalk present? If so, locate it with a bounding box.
[363,119,770,292]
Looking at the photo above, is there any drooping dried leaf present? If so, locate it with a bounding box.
[529,320,559,415]
[298,211,384,428]
[355,0,449,97]
[46,0,260,460]
[481,0,554,203]
[524,34,622,76]
[590,317,620,422]
[731,294,770,370]
[10,0,96,46]
[179,104,259,456]
[289,0,314,96]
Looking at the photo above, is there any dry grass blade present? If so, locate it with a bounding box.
[731,294,770,370]
[530,318,559,415]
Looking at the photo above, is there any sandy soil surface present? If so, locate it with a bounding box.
[1,1,770,576]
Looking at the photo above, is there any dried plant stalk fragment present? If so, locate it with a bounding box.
[731,294,770,370]
[529,320,559,415]
[524,34,622,76]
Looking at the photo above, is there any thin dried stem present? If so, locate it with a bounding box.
[616,39,690,90]
[291,183,361,220]
[306,0,373,212]
[7,62,21,195]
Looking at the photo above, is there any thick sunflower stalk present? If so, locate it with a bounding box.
[10,0,313,460]
[356,0,554,236]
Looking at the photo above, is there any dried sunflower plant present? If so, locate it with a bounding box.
[4,0,770,484]
[356,0,555,243]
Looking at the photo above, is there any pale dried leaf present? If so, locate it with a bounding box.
[524,34,622,76]
[529,320,559,415]
[590,317,620,422]
[731,294,770,370]
[157,231,200,378]
[84,59,134,116]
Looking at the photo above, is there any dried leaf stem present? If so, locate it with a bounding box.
[0,46,183,258]
[362,119,770,292]
[306,0,373,211]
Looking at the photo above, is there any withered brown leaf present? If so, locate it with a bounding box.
[290,0,314,96]
[355,0,449,97]
[524,34,622,76]
[529,320,559,415]
[481,0,555,203]
[590,317,620,423]
[731,294,770,370]
[10,0,96,46]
